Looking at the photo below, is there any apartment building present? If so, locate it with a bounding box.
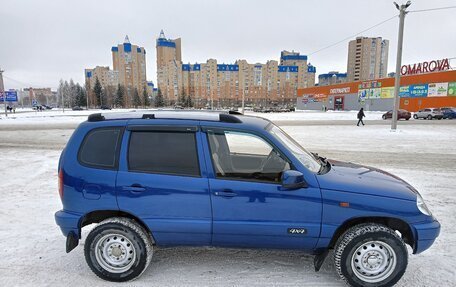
[157,31,316,107]
[112,36,147,106]
[84,66,119,106]
[347,37,389,82]
[318,71,347,86]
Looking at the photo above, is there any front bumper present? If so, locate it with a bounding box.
[413,219,441,254]
[55,210,81,238]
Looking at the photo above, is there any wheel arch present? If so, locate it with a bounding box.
[328,216,415,250]
[79,210,156,244]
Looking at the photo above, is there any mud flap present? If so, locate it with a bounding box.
[66,231,79,253]
[314,249,329,272]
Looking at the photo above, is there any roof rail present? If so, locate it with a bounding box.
[220,113,242,123]
[86,110,242,123]
[87,113,105,122]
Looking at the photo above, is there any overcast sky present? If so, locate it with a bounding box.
[1,0,455,90]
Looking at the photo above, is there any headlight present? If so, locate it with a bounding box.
[417,194,432,216]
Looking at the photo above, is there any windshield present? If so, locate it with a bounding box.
[268,124,321,173]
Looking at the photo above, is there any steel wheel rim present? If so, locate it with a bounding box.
[94,233,136,273]
[351,240,397,283]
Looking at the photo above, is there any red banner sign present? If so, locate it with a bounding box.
[401,58,450,76]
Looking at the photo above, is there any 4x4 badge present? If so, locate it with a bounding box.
[288,228,307,235]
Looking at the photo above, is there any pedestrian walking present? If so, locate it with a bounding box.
[357,108,365,126]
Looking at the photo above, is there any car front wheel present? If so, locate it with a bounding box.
[334,223,408,287]
[413,114,418,119]
[427,115,432,120]
[84,217,153,282]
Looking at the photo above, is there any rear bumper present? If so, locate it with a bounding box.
[55,210,81,238]
[413,219,440,254]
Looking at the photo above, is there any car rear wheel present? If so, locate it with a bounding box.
[334,223,408,287]
[84,217,153,282]
[382,115,387,120]
[427,115,432,120]
[413,114,418,119]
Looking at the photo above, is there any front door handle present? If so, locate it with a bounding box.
[122,184,146,192]
[214,190,237,197]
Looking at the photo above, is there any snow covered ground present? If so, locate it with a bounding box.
[0,111,455,286]
[0,108,385,126]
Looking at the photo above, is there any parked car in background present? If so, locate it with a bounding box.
[413,108,443,120]
[382,109,411,120]
[55,111,440,286]
[72,106,83,111]
[441,107,456,119]
[100,105,112,110]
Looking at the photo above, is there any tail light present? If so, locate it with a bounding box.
[58,169,64,199]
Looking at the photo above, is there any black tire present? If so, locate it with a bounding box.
[413,114,418,119]
[334,223,408,287]
[427,115,432,120]
[84,217,153,282]
[382,115,386,120]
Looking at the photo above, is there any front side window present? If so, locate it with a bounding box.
[268,124,321,173]
[78,127,122,169]
[207,130,290,183]
[128,131,200,177]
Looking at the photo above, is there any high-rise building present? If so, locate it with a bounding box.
[156,31,316,107]
[347,37,389,82]
[156,30,182,101]
[112,35,147,105]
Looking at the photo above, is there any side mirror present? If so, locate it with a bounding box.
[281,170,307,190]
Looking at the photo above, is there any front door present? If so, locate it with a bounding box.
[116,125,212,246]
[203,128,321,250]
[334,96,344,110]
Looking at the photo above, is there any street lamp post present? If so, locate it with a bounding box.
[0,68,6,117]
[391,1,411,131]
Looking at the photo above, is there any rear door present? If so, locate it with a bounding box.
[116,124,212,246]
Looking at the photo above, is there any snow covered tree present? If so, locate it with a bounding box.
[155,88,165,107]
[132,88,141,108]
[114,84,124,108]
[178,92,187,107]
[69,79,76,107]
[186,95,193,108]
[63,80,70,108]
[75,83,86,107]
[57,79,65,108]
[93,77,103,106]
[143,86,150,108]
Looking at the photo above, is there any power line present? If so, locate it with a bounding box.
[3,75,57,89]
[409,6,456,13]
[308,5,456,57]
[308,15,397,56]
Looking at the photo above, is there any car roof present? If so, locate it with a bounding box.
[86,110,272,130]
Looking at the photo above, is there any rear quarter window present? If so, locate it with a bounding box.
[78,127,123,169]
[128,131,200,177]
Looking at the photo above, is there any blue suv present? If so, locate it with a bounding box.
[55,111,440,286]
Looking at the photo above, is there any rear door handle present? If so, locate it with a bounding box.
[122,184,146,192]
[214,190,237,197]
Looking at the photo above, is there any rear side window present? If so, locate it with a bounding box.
[78,127,123,169]
[128,131,200,177]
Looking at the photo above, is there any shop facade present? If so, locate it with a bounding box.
[297,70,456,112]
